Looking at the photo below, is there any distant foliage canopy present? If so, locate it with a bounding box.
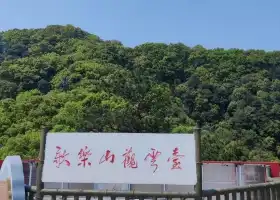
[0,25,280,161]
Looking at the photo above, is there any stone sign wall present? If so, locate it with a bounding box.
[43,133,196,185]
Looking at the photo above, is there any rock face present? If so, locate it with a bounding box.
[0,156,25,200]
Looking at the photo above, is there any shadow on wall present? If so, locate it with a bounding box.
[0,156,25,200]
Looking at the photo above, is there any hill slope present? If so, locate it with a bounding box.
[0,25,280,161]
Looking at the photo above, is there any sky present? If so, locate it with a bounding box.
[1,0,280,51]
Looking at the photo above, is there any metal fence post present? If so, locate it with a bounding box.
[28,161,33,186]
[35,127,48,200]
[194,122,203,200]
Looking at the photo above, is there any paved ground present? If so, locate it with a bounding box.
[41,196,246,200]
[42,198,196,200]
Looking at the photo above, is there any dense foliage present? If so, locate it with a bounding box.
[0,25,280,161]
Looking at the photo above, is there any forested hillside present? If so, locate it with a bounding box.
[0,25,280,161]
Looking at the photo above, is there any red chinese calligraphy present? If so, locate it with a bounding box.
[78,146,92,167]
[53,146,71,168]
[167,147,185,170]
[122,147,138,168]
[145,148,161,173]
[99,150,115,164]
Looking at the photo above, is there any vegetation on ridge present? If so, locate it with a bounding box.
[0,25,280,161]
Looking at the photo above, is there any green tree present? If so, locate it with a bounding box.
[0,25,280,161]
